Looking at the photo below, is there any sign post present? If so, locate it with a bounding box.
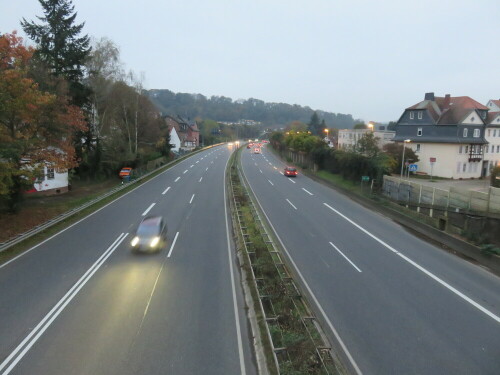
[429,157,436,181]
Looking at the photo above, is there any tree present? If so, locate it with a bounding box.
[21,0,91,106]
[308,111,322,135]
[354,123,367,129]
[0,32,87,210]
[387,121,397,131]
[383,142,419,174]
[356,132,380,157]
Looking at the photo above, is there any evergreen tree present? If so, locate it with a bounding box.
[308,111,322,135]
[21,0,91,106]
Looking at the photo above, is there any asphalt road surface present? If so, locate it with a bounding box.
[0,146,257,375]
[241,145,500,375]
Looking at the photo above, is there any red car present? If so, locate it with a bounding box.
[284,166,298,177]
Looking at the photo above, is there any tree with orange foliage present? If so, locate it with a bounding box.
[0,32,87,211]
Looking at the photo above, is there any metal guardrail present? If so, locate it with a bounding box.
[0,145,222,254]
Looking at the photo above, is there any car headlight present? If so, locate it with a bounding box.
[150,236,160,247]
[131,236,139,246]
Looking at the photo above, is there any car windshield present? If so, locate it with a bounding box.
[137,223,159,237]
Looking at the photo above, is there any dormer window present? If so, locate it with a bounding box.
[417,128,422,136]
[418,111,422,120]
[409,111,414,119]
[463,128,468,137]
[473,129,480,138]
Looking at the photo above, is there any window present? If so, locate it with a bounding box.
[46,168,55,180]
[470,117,475,122]
[492,145,495,153]
[409,111,414,119]
[463,128,468,137]
[456,162,461,173]
[473,129,480,137]
[417,128,422,136]
[416,144,421,152]
[495,129,498,137]
[459,145,463,154]
[465,145,469,153]
[488,129,491,137]
[463,163,467,172]
[418,111,423,119]
[497,145,500,153]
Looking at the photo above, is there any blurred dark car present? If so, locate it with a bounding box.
[131,216,167,253]
[284,166,298,177]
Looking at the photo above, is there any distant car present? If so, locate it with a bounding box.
[131,216,167,253]
[253,148,261,154]
[284,166,298,177]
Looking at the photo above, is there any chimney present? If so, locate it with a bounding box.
[424,92,435,101]
[443,94,451,109]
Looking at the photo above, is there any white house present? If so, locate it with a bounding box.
[169,126,181,152]
[25,163,69,195]
[486,99,500,112]
[484,110,500,176]
[393,93,489,179]
[338,128,395,150]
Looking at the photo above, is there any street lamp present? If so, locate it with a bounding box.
[400,139,411,180]
[368,122,374,131]
[324,128,329,137]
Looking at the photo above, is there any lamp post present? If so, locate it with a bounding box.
[368,122,374,131]
[400,139,411,180]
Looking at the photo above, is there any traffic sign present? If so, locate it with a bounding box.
[430,157,436,163]
[409,164,418,172]
[361,176,370,182]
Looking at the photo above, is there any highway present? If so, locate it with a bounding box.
[0,146,257,375]
[241,145,500,375]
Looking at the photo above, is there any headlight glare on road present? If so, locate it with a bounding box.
[131,236,139,246]
[150,236,160,247]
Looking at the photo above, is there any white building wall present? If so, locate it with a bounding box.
[34,166,68,192]
[486,100,500,112]
[169,128,181,152]
[461,111,485,124]
[484,125,500,176]
[407,143,483,179]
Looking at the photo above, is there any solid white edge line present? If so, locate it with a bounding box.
[189,194,195,204]
[141,203,156,216]
[162,187,171,195]
[240,158,362,375]
[302,188,314,196]
[224,155,246,374]
[286,199,297,210]
[0,233,128,374]
[167,232,179,258]
[323,203,500,323]
[329,242,362,272]
[174,177,180,182]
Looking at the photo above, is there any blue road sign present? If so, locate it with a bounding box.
[409,164,418,172]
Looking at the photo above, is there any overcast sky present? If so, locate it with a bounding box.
[2,0,499,122]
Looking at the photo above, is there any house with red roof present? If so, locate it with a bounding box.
[484,106,500,176]
[393,93,490,178]
[165,115,200,152]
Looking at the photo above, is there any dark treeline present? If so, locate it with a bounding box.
[147,89,358,128]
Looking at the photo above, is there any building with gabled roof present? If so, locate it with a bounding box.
[165,115,199,151]
[393,93,489,179]
[486,99,500,112]
[484,109,500,176]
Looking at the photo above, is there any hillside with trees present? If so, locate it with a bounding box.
[147,89,358,128]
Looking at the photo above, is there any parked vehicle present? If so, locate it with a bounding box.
[131,216,168,253]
